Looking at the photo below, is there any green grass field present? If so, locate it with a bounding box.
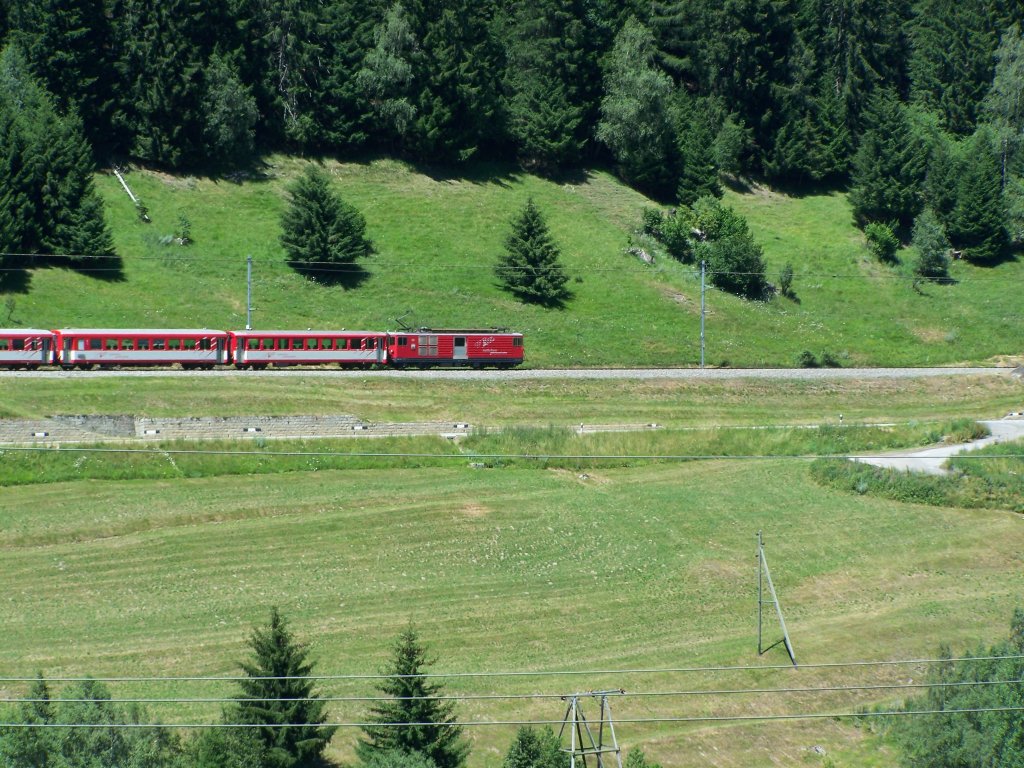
[1,375,1023,766]
[2,157,1021,367]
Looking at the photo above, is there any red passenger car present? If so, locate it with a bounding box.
[0,329,56,367]
[385,328,524,368]
[228,330,387,368]
[53,329,231,368]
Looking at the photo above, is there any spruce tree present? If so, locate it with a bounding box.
[947,127,1008,262]
[281,165,371,272]
[502,726,564,768]
[9,0,115,152]
[0,46,114,260]
[908,0,999,135]
[410,0,502,162]
[495,198,569,306]
[202,53,259,168]
[911,208,951,280]
[0,674,55,766]
[357,627,469,768]
[673,93,721,206]
[504,0,590,173]
[232,608,337,768]
[848,90,928,226]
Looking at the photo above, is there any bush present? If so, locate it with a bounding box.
[864,221,899,263]
[778,262,794,298]
[797,350,819,368]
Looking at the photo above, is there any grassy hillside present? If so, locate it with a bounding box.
[2,451,1022,767]
[3,157,1020,367]
[1,375,1022,766]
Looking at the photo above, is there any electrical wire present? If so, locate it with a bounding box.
[2,655,1021,684]
[3,678,1021,705]
[0,251,1013,282]
[3,707,1024,729]
[0,445,1018,461]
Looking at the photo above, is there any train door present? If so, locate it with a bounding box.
[453,336,467,361]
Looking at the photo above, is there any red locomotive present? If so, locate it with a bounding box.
[0,326,524,370]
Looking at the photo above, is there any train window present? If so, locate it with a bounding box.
[246,339,258,350]
[184,339,196,350]
[122,339,134,350]
[137,339,150,350]
[105,339,118,350]
[168,339,181,350]
[11,339,22,351]
[306,338,317,349]
[78,340,87,350]
[514,338,523,347]
[366,338,376,349]
[397,337,408,347]
[0,339,8,350]
[199,338,211,351]
[153,339,165,350]
[90,339,102,350]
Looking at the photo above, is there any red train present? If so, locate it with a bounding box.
[0,327,524,370]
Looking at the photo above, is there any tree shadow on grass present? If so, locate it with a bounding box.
[0,253,125,287]
[289,261,371,290]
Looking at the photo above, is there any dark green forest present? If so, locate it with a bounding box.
[1,0,1023,264]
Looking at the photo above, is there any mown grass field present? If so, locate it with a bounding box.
[1,375,1023,766]
[2,157,1021,367]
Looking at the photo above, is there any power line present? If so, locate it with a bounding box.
[0,251,1014,282]
[3,706,1024,729]
[2,655,1021,684]
[0,445,1017,461]
[4,678,1021,705]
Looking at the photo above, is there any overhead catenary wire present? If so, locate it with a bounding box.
[0,251,1010,282]
[3,677,1022,705]
[4,706,1024,729]
[2,654,1021,684]
[0,444,1015,462]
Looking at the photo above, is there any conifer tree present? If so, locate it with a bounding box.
[908,0,999,135]
[281,165,371,272]
[502,726,565,768]
[357,627,469,768]
[0,674,55,766]
[911,208,951,280]
[848,90,928,226]
[0,46,114,260]
[947,127,1008,262]
[202,53,259,168]
[232,608,337,768]
[504,0,590,172]
[495,198,569,306]
[673,93,721,206]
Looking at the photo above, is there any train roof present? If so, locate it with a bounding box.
[52,328,231,335]
[0,328,55,335]
[229,329,384,336]
[395,327,520,335]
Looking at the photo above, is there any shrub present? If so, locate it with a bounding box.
[778,262,794,298]
[797,350,819,368]
[864,221,899,263]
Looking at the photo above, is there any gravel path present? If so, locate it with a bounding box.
[1,366,1019,381]
[852,417,1024,475]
